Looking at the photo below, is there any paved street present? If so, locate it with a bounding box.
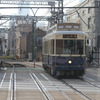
[0,62,100,100]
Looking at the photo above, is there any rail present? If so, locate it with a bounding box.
[60,79,94,100]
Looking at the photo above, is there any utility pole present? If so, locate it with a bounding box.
[58,0,63,23]
[32,18,35,61]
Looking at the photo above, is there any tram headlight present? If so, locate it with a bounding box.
[68,60,72,64]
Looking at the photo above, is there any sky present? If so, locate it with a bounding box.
[0,0,84,16]
[0,0,85,27]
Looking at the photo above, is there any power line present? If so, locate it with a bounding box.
[64,0,78,7]
[0,19,10,26]
[75,9,91,29]
[64,0,94,16]
[0,6,99,9]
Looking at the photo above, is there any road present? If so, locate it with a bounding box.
[0,62,100,100]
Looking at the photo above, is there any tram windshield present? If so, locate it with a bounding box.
[56,40,84,55]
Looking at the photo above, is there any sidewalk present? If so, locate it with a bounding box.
[9,61,42,68]
[24,61,42,67]
[86,67,100,77]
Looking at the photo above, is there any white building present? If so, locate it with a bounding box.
[66,0,100,54]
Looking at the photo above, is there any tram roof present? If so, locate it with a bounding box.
[44,30,85,38]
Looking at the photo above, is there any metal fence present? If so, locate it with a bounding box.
[93,49,100,67]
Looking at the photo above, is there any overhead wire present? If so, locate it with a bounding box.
[0,19,10,26]
[75,8,92,29]
[39,9,50,21]
[64,0,78,7]
[64,0,93,29]
[64,0,89,16]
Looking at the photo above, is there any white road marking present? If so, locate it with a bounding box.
[84,76,95,82]
[7,73,12,100]
[0,73,6,88]
[40,73,72,100]
[30,73,54,100]
[14,73,16,100]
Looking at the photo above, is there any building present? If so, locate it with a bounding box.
[8,27,15,57]
[0,28,8,56]
[66,0,100,52]
[27,28,46,61]
[66,0,100,66]
[15,19,32,59]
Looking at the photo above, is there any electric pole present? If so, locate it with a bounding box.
[32,18,35,61]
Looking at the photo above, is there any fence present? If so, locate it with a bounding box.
[93,49,100,68]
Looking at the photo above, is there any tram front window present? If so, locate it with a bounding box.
[56,40,63,54]
[64,40,74,54]
[56,39,84,54]
[64,40,83,54]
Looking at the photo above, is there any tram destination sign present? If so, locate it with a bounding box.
[63,34,77,38]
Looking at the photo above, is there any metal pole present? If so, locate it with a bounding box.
[32,19,34,61]
[61,0,63,23]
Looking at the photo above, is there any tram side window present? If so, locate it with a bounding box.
[44,41,48,54]
[56,40,63,54]
[50,40,54,54]
[77,40,83,54]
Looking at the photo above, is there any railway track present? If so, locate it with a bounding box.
[60,76,100,100]
[13,63,53,100]
[61,79,93,100]
[79,76,100,89]
[0,62,100,100]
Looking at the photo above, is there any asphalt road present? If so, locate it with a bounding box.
[0,62,100,100]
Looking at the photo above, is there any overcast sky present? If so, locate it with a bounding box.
[0,0,85,16]
[0,0,85,27]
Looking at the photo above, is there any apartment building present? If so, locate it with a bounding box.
[15,19,32,59]
[27,28,46,61]
[66,0,100,54]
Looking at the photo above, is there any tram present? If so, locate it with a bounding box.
[42,23,86,77]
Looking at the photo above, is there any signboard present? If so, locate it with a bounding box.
[63,34,77,38]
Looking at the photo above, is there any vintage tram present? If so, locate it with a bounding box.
[42,23,86,77]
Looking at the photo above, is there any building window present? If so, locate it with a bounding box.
[82,10,86,16]
[37,37,42,46]
[50,40,54,54]
[88,8,91,13]
[88,17,91,29]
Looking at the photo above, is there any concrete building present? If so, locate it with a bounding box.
[0,28,8,56]
[27,28,46,61]
[8,27,15,57]
[15,19,32,59]
[66,0,100,66]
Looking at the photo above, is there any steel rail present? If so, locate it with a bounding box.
[12,63,52,100]
[79,76,100,89]
[12,64,15,100]
[60,79,94,100]
[25,65,53,100]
